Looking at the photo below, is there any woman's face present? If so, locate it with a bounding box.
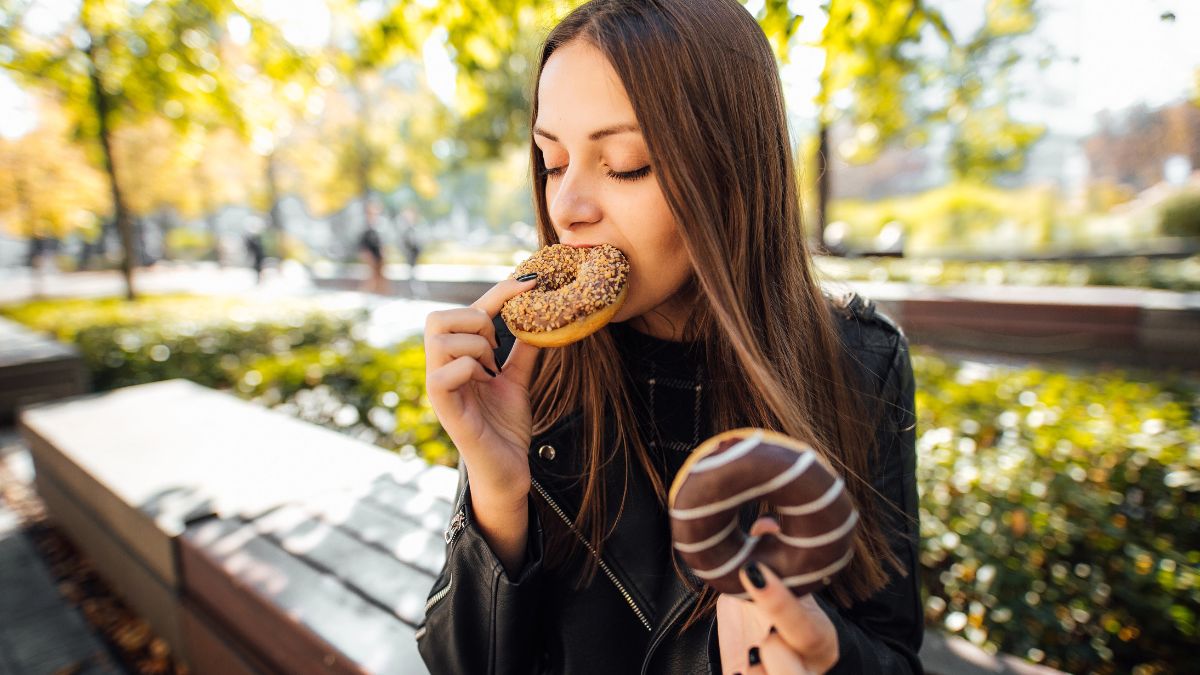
[534,39,694,340]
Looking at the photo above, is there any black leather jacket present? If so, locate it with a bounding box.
[417,293,923,674]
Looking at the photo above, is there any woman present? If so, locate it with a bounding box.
[418,1,921,673]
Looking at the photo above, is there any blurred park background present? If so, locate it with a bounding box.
[0,1,1198,674]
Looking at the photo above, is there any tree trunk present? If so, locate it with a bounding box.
[86,39,137,300]
[206,211,223,266]
[264,151,286,260]
[815,120,834,255]
[353,75,375,228]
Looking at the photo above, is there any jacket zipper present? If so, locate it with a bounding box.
[444,508,467,546]
[424,574,453,613]
[530,478,652,632]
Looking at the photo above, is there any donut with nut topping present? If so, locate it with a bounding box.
[500,243,630,348]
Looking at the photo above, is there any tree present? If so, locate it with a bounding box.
[934,0,1046,182]
[753,1,948,246]
[324,0,426,230]
[754,0,1046,248]
[1,0,246,298]
[0,94,108,243]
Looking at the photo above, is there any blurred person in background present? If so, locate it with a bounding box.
[358,201,387,294]
[243,218,266,284]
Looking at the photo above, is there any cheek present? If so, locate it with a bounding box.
[621,190,690,304]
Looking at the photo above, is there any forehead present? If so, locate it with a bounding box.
[536,39,637,138]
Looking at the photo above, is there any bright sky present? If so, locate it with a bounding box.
[2,0,1197,140]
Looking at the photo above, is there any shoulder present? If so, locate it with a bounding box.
[824,290,909,393]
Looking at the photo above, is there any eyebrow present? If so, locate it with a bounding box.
[533,123,641,142]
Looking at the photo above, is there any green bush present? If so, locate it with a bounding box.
[1,295,362,391]
[233,339,456,466]
[914,349,1199,673]
[1161,192,1200,239]
[0,294,454,466]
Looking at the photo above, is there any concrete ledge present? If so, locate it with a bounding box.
[325,267,1200,368]
[0,317,86,425]
[18,380,451,674]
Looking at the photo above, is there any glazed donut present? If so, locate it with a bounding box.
[668,428,858,598]
[500,243,630,348]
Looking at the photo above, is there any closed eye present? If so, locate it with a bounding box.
[538,165,652,182]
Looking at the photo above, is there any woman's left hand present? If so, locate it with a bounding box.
[716,519,839,674]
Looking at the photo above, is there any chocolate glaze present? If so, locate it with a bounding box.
[668,429,858,597]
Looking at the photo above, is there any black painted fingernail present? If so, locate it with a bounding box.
[748,646,761,666]
[483,366,497,378]
[516,272,538,282]
[744,562,766,589]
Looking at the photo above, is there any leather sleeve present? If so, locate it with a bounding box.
[416,463,546,675]
[820,329,925,674]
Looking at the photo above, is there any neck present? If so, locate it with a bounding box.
[626,294,692,342]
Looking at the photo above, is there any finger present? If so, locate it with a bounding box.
[739,563,836,662]
[429,333,500,374]
[760,632,812,675]
[425,307,499,350]
[469,275,539,318]
[749,516,781,538]
[426,355,495,405]
[501,337,541,389]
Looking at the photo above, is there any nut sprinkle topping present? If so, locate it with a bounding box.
[501,244,631,333]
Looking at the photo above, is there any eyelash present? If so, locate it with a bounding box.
[539,165,652,182]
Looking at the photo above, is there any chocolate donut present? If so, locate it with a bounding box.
[668,428,858,598]
[500,243,630,348]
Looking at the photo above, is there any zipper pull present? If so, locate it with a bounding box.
[444,508,467,545]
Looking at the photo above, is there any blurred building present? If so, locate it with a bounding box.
[1084,100,1200,190]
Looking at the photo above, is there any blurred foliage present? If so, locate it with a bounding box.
[830,181,1059,255]
[815,254,1200,293]
[935,0,1047,181]
[1160,192,1200,240]
[234,339,457,466]
[913,348,1200,672]
[0,96,109,239]
[0,294,362,390]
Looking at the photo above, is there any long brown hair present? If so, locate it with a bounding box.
[527,0,903,614]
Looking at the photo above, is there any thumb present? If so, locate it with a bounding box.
[501,337,541,388]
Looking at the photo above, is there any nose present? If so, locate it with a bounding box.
[547,168,602,237]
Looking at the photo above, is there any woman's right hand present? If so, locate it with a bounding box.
[424,276,541,522]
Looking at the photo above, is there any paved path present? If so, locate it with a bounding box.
[0,429,124,675]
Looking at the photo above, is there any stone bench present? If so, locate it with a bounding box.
[18,379,454,674]
[0,317,87,425]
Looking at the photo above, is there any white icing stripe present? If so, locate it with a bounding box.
[669,453,816,520]
[673,518,739,553]
[778,548,855,587]
[775,510,860,548]
[690,432,765,473]
[692,535,760,580]
[775,478,845,515]
[698,548,856,597]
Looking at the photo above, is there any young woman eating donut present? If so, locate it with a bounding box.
[418,1,921,673]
